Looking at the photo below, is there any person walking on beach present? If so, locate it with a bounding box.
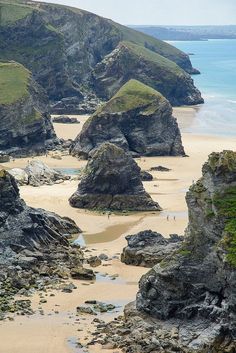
[167,215,169,221]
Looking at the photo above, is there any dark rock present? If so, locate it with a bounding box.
[69,142,161,211]
[121,231,183,267]
[0,62,56,157]
[25,160,70,186]
[140,171,153,181]
[70,80,185,159]
[0,154,10,163]
[0,169,84,317]
[70,267,95,281]
[92,42,203,106]
[150,166,171,172]
[52,116,79,124]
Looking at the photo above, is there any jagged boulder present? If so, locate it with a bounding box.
[98,151,236,353]
[70,80,185,159]
[69,143,161,211]
[92,42,203,106]
[121,231,183,267]
[0,62,56,156]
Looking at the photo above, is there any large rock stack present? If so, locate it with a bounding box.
[69,142,161,211]
[71,80,185,159]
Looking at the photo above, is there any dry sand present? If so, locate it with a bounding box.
[1,109,236,353]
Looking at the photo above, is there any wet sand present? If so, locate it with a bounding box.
[1,109,236,353]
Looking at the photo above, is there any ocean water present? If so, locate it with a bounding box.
[169,39,236,136]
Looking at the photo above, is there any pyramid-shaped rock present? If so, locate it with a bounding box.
[69,143,161,211]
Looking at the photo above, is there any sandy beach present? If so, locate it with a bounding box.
[1,108,236,353]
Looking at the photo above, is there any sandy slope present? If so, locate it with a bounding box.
[1,109,236,353]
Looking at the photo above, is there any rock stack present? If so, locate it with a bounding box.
[69,142,161,211]
[70,80,185,159]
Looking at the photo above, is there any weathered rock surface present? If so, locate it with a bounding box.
[70,80,185,159]
[52,116,79,124]
[0,62,56,157]
[0,1,201,113]
[0,169,87,317]
[140,171,153,181]
[121,231,183,267]
[100,150,236,352]
[25,160,69,186]
[8,168,29,186]
[69,143,161,211]
[92,42,203,106]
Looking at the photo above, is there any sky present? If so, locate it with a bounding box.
[40,0,236,25]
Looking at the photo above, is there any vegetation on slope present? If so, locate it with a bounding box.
[214,187,236,267]
[0,2,33,26]
[0,62,30,104]
[100,79,166,114]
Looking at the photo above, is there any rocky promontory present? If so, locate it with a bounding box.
[0,62,56,157]
[97,150,236,352]
[92,42,203,106]
[70,80,185,159]
[0,169,87,317]
[69,142,161,211]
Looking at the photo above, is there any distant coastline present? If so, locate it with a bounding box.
[129,25,236,41]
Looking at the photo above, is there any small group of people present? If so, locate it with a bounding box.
[166,215,176,221]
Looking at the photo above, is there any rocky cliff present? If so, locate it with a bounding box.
[71,80,185,159]
[0,0,202,112]
[0,62,56,156]
[69,142,161,211]
[98,150,236,352]
[92,42,203,106]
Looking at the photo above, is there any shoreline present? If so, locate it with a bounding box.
[1,109,236,353]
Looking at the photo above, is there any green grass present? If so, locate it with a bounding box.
[0,62,30,104]
[99,79,166,114]
[0,2,33,26]
[121,41,184,76]
[213,186,236,267]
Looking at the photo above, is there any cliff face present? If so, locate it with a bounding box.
[136,150,236,351]
[0,1,202,112]
[69,142,161,211]
[92,42,203,106]
[0,62,56,156]
[97,151,236,353]
[71,80,185,159]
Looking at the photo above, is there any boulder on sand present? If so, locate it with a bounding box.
[25,160,69,186]
[69,142,161,211]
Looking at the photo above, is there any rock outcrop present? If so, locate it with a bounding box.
[121,231,183,267]
[25,160,69,186]
[0,169,87,313]
[69,143,161,211]
[0,1,202,113]
[0,62,56,156]
[70,80,185,159]
[52,116,79,124]
[99,150,236,352]
[92,42,203,106]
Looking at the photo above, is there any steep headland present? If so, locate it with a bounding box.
[69,142,161,211]
[71,80,185,159]
[0,62,56,156]
[0,0,202,112]
[92,41,203,105]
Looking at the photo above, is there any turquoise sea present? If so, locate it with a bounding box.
[170,39,236,136]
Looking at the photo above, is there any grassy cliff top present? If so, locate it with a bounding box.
[97,79,167,114]
[0,62,30,104]
[0,1,34,25]
[120,41,185,76]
